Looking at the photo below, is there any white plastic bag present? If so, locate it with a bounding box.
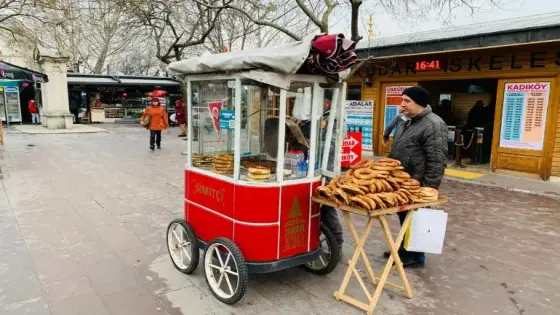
[291,87,312,121]
[404,208,448,254]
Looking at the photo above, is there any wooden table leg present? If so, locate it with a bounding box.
[342,211,377,284]
[334,213,375,308]
[368,212,413,313]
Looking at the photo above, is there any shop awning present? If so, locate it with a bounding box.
[67,74,180,86]
[0,61,48,83]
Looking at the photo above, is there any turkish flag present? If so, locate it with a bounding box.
[208,101,222,136]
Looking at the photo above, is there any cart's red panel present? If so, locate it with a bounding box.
[186,170,234,218]
[234,185,280,223]
[278,183,312,259]
[309,215,321,251]
[311,181,322,216]
[233,224,278,261]
[185,168,323,262]
[187,203,234,242]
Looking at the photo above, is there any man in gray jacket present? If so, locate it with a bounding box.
[384,86,448,268]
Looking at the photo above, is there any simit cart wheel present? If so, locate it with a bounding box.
[166,219,199,274]
[203,238,248,305]
[304,223,341,275]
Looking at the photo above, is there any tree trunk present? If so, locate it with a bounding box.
[350,0,363,43]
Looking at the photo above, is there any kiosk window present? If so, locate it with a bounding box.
[347,84,362,101]
[189,80,235,178]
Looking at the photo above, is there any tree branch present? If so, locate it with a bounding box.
[192,0,302,41]
[294,0,324,32]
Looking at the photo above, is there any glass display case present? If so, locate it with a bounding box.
[187,75,345,183]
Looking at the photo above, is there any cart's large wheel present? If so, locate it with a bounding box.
[203,238,248,305]
[166,219,199,274]
[304,223,341,275]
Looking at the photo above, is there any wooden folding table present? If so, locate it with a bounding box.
[312,197,448,315]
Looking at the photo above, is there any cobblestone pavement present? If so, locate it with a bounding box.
[0,125,559,315]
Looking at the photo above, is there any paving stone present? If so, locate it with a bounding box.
[0,298,50,315]
[48,292,110,315]
[42,276,96,302]
[0,125,559,315]
[102,287,169,315]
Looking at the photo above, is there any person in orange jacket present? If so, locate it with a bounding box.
[141,97,169,151]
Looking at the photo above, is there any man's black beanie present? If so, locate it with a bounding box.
[402,86,430,107]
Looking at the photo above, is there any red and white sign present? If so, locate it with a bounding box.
[207,101,223,136]
[341,132,362,167]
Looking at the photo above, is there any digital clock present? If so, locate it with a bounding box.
[415,60,441,71]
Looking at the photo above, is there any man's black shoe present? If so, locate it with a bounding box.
[157,145,161,149]
[383,248,407,259]
[400,256,425,269]
[150,146,155,151]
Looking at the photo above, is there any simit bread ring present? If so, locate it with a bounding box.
[368,183,378,194]
[316,186,333,200]
[350,196,370,210]
[357,185,370,194]
[366,193,386,209]
[328,176,342,189]
[376,158,401,166]
[249,166,270,175]
[215,154,234,161]
[378,193,397,207]
[339,184,365,196]
[392,171,410,179]
[213,168,233,175]
[393,192,408,205]
[379,179,393,192]
[352,177,375,186]
[343,169,355,182]
[398,189,413,199]
[394,166,405,170]
[395,191,410,204]
[402,179,420,186]
[385,178,401,190]
[371,165,395,172]
[360,195,377,210]
[333,188,349,205]
[247,173,272,181]
[354,168,377,180]
[351,159,373,169]
[372,179,384,192]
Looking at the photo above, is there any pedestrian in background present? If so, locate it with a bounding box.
[141,97,169,151]
[382,109,406,146]
[175,100,187,137]
[28,100,40,124]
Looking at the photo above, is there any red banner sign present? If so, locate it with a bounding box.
[341,132,362,167]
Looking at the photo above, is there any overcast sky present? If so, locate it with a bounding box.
[330,0,560,39]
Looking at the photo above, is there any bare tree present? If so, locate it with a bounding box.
[20,0,144,74]
[122,0,229,64]
[110,45,159,75]
[0,0,63,37]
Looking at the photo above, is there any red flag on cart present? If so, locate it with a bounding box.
[208,101,223,136]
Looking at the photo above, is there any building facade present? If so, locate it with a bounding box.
[349,12,560,180]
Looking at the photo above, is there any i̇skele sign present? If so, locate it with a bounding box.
[371,51,560,76]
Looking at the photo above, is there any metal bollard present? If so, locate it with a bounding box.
[454,128,462,167]
[474,127,484,164]
[447,126,456,157]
